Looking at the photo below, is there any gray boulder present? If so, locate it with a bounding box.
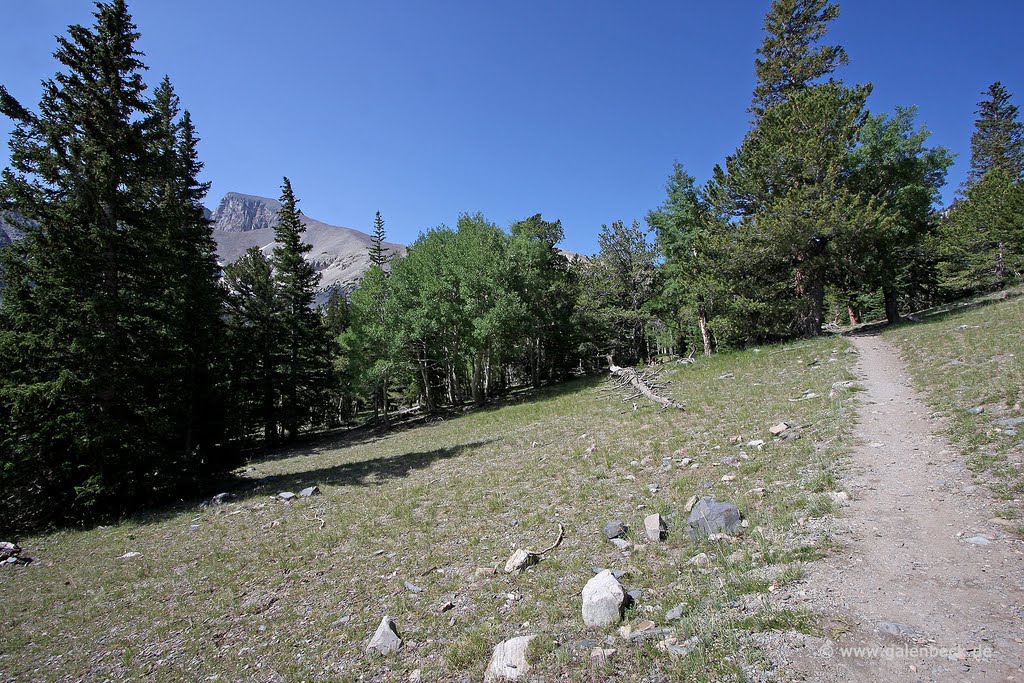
[603,520,627,539]
[687,496,742,539]
[299,486,321,497]
[582,569,626,626]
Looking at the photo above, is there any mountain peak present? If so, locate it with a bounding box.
[211,192,282,233]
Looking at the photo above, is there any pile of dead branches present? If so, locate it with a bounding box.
[603,355,685,410]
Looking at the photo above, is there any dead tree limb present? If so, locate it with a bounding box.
[606,355,685,410]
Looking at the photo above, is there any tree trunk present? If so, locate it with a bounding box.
[697,303,712,356]
[794,266,825,337]
[883,285,900,324]
[472,349,485,406]
[847,305,862,326]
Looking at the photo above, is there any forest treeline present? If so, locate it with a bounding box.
[1,0,1022,529]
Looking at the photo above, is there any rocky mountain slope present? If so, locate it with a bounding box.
[211,192,404,301]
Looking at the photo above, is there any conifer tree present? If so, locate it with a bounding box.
[647,164,723,355]
[0,0,228,525]
[750,0,848,116]
[224,247,280,444]
[369,210,389,266]
[713,0,872,338]
[271,178,331,440]
[968,82,1024,185]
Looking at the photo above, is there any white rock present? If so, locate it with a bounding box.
[367,615,402,654]
[644,513,667,542]
[609,538,631,551]
[504,548,533,574]
[484,634,535,681]
[582,570,625,627]
[688,552,711,567]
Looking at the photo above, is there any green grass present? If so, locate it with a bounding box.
[884,289,1024,520]
[0,337,859,681]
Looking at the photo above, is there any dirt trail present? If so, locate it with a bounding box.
[781,333,1024,682]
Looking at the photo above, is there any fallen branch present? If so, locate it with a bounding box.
[525,523,564,556]
[606,356,685,410]
[504,523,565,574]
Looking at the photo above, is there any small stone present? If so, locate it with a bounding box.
[644,513,667,542]
[603,520,628,540]
[769,422,791,435]
[688,552,711,567]
[831,380,855,391]
[684,495,698,512]
[278,491,297,501]
[404,580,423,593]
[647,483,660,494]
[299,486,321,497]
[721,474,736,482]
[626,589,642,603]
[582,570,626,627]
[591,567,626,579]
[610,538,631,551]
[484,634,535,682]
[745,439,765,450]
[965,535,992,546]
[367,616,402,654]
[779,428,801,440]
[504,548,534,574]
[475,567,496,576]
[119,551,141,559]
[966,406,985,415]
[995,416,1024,427]
[439,601,455,613]
[665,605,684,621]
[210,492,235,505]
[827,491,850,506]
[876,622,921,639]
[409,669,422,682]
[590,647,616,663]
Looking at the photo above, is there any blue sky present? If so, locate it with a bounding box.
[2,1,1022,254]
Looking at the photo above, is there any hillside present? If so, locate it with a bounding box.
[211,192,406,300]
[0,335,859,681]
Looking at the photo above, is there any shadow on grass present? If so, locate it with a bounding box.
[234,438,496,500]
[251,374,606,463]
[846,287,1022,338]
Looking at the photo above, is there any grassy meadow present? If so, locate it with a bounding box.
[1,339,860,681]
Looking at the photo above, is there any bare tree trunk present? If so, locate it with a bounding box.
[847,305,862,326]
[697,303,712,356]
[472,349,485,406]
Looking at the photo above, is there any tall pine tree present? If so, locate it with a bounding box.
[968,82,1024,186]
[0,0,228,526]
[271,178,331,440]
[369,210,389,267]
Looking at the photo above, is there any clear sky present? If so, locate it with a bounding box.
[2,1,1022,254]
